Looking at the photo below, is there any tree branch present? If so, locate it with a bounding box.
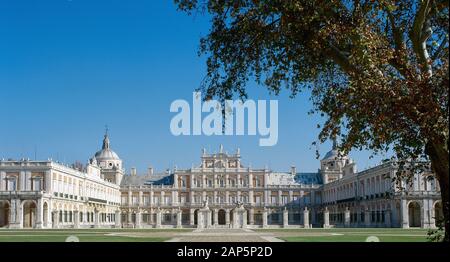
[386,7,409,77]
[326,44,359,75]
[409,0,433,76]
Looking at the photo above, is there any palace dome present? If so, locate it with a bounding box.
[94,134,120,161]
[322,149,339,160]
[322,138,348,161]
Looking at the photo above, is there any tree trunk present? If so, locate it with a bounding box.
[426,140,449,242]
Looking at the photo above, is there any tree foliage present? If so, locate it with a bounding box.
[174,0,449,241]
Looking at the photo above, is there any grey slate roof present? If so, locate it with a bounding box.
[294,172,323,185]
[120,172,322,187]
[120,173,173,186]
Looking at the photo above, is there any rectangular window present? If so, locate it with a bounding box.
[271,196,277,204]
[255,196,261,204]
[32,178,42,191]
[165,196,171,205]
[7,178,17,191]
[132,196,139,205]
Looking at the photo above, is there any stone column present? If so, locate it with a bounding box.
[176,209,182,228]
[83,209,88,224]
[202,191,207,203]
[135,210,141,228]
[401,199,409,228]
[283,208,289,228]
[303,207,310,228]
[422,199,432,229]
[160,191,165,205]
[0,171,5,191]
[278,190,283,206]
[44,170,51,192]
[225,209,231,227]
[138,191,143,207]
[150,208,154,225]
[214,209,218,226]
[364,208,371,227]
[264,190,269,205]
[344,207,351,227]
[323,207,330,229]
[52,210,59,229]
[150,191,154,207]
[249,208,255,225]
[156,209,162,228]
[26,171,32,191]
[127,210,132,225]
[35,198,43,229]
[16,200,23,229]
[189,209,195,226]
[94,209,99,228]
[173,191,179,206]
[115,210,121,228]
[249,191,254,206]
[262,208,268,228]
[73,211,80,229]
[385,210,391,228]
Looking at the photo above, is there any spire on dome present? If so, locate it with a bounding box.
[332,136,338,150]
[102,126,110,150]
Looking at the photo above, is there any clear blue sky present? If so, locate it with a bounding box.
[0,0,390,174]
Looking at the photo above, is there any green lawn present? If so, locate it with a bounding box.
[0,229,191,242]
[255,228,431,242]
[281,235,428,242]
[0,228,436,242]
[0,235,168,242]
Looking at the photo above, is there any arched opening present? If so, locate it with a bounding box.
[23,201,37,228]
[230,210,234,224]
[434,202,444,227]
[218,209,226,225]
[0,201,10,228]
[43,202,48,227]
[408,201,421,228]
[194,209,199,225]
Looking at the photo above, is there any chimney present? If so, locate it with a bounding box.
[291,165,297,175]
[148,166,154,176]
[131,167,137,176]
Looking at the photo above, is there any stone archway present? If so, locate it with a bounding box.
[23,201,37,228]
[408,201,421,228]
[0,201,10,228]
[434,201,443,227]
[218,209,226,225]
[194,209,199,226]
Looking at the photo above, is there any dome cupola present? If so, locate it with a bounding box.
[93,128,122,169]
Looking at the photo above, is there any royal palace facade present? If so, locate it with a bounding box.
[0,134,443,229]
